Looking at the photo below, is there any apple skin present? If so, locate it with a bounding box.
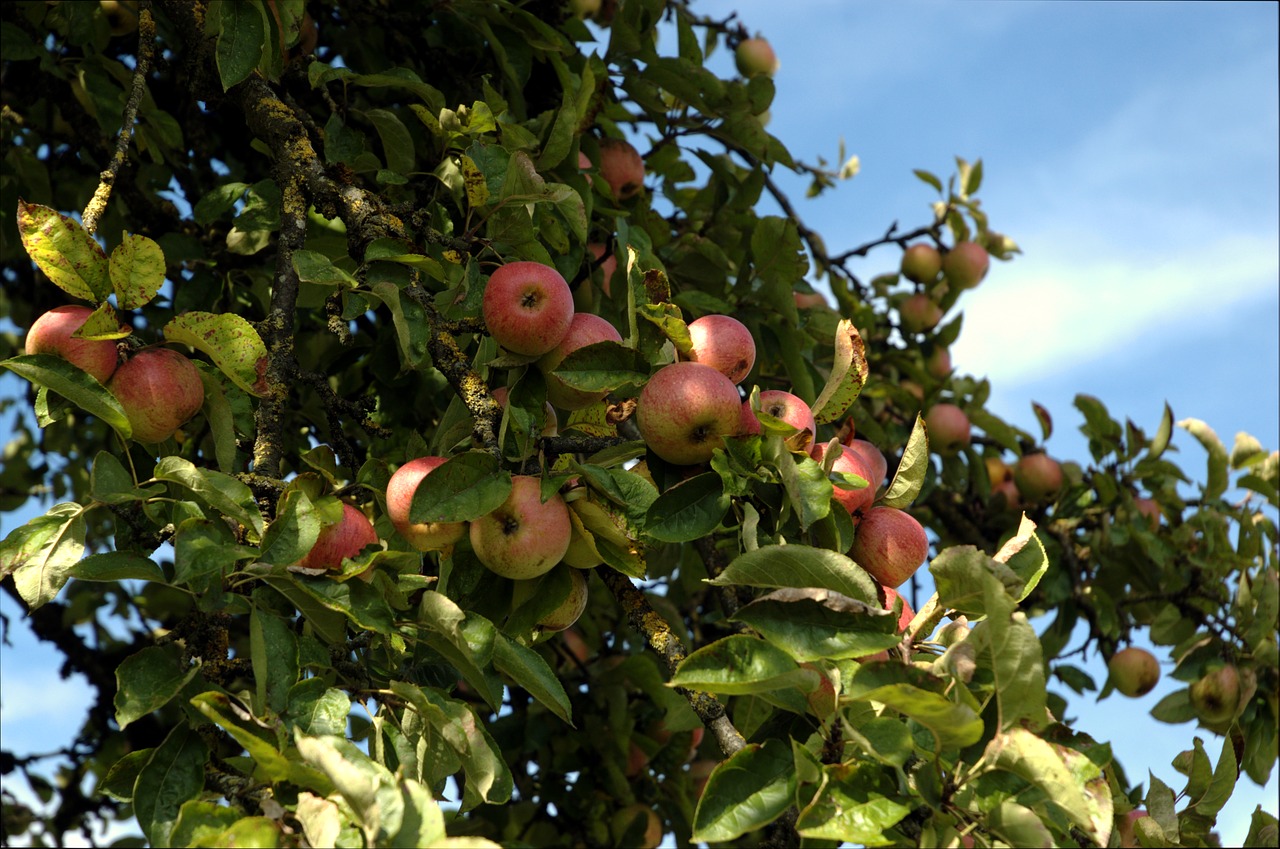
[481,261,574,357]
[635,362,742,466]
[385,456,467,552]
[1108,647,1160,697]
[985,456,1023,511]
[925,345,952,380]
[470,475,572,580]
[858,584,916,662]
[754,390,817,448]
[107,347,205,443]
[793,291,830,310]
[295,502,379,577]
[25,305,122,384]
[925,403,971,456]
[900,243,942,284]
[686,314,756,384]
[849,506,929,588]
[899,292,943,333]
[597,138,645,200]
[534,567,589,632]
[812,443,876,519]
[843,438,888,492]
[537,313,624,409]
[942,241,990,290]
[735,37,779,77]
[1134,497,1161,529]
[1189,664,1241,724]
[1013,453,1063,503]
[1117,809,1147,848]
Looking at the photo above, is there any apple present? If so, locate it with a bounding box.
[635,362,742,466]
[735,37,779,77]
[925,403,971,456]
[985,456,1022,511]
[1189,664,1241,724]
[1013,453,1063,503]
[588,241,617,296]
[481,261,574,357]
[925,345,952,380]
[753,389,817,448]
[100,0,140,37]
[561,627,591,664]
[597,138,645,201]
[295,502,379,577]
[899,292,943,334]
[811,443,875,518]
[881,585,916,633]
[470,475,571,579]
[843,438,888,492]
[385,456,467,552]
[1117,809,1147,848]
[611,803,662,849]
[107,347,205,443]
[1108,647,1160,697]
[686,314,756,384]
[537,312,624,409]
[1134,496,1161,529]
[492,386,558,437]
[535,567,589,632]
[942,241,990,290]
[793,291,829,310]
[849,506,929,588]
[25,305,123,384]
[689,759,717,798]
[900,243,942,284]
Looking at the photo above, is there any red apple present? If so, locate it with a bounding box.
[561,627,592,664]
[295,502,379,577]
[1134,497,1161,529]
[107,347,205,443]
[587,242,617,297]
[735,37,779,77]
[1108,647,1160,698]
[925,345,952,380]
[811,443,875,519]
[470,475,572,579]
[942,241,990,290]
[1117,809,1147,848]
[597,138,645,201]
[900,243,942,284]
[793,291,830,310]
[635,362,742,466]
[985,456,1022,511]
[899,292,943,333]
[925,403,971,456]
[849,506,929,588]
[882,585,916,632]
[386,456,467,552]
[686,314,756,384]
[537,312,624,410]
[753,389,816,448]
[1013,453,1063,503]
[25,305,123,384]
[844,439,888,492]
[689,759,717,798]
[481,261,574,357]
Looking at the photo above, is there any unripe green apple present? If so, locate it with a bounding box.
[295,502,379,578]
[107,347,205,443]
[734,37,779,77]
[1108,647,1160,697]
[900,243,942,284]
[925,403,971,456]
[25,305,124,384]
[385,456,467,552]
[1189,664,1241,724]
[849,506,929,588]
[470,476,571,579]
[942,241,990,290]
[597,138,645,200]
[635,362,741,466]
[686,314,756,384]
[482,261,574,357]
[534,567,588,632]
[537,312,624,409]
[1013,453,1063,503]
[899,292,943,334]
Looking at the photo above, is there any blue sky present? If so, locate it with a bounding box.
[3,1,1278,845]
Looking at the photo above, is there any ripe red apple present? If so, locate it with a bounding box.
[942,241,990,290]
[900,243,942,284]
[1117,809,1148,848]
[1189,664,1241,724]
[295,502,379,578]
[735,37,779,77]
[537,313,624,410]
[899,292,943,334]
[793,291,830,310]
[849,506,929,588]
[882,585,916,632]
[985,456,1022,511]
[686,314,756,384]
[811,443,875,519]
[385,456,467,552]
[1134,497,1161,529]
[561,627,591,664]
[635,362,742,466]
[843,439,888,492]
[611,803,662,849]
[925,403,971,456]
[25,305,123,384]
[534,567,589,632]
[587,242,617,296]
[1108,647,1160,698]
[925,345,952,380]
[753,390,817,448]
[597,138,645,201]
[481,261,574,357]
[1013,453,1063,503]
[107,347,205,443]
[470,475,571,579]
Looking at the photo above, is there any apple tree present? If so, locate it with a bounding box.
[1,1,1276,847]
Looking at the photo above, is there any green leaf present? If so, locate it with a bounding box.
[730,588,902,662]
[132,723,209,848]
[213,0,266,90]
[258,487,322,566]
[1150,688,1196,724]
[90,450,159,504]
[692,739,796,843]
[16,200,110,301]
[173,517,257,586]
[774,448,832,533]
[285,679,352,737]
[992,514,1049,602]
[670,634,819,695]
[708,544,879,605]
[844,662,984,750]
[109,233,165,308]
[1,354,132,439]
[552,341,647,393]
[288,574,396,634]
[71,552,165,583]
[644,472,730,543]
[170,801,244,849]
[293,732,403,846]
[164,311,270,397]
[880,414,929,509]
[409,451,512,524]
[0,501,85,609]
[416,592,503,711]
[293,248,360,287]
[929,545,1022,617]
[114,645,201,729]
[985,801,1053,849]
[154,456,265,537]
[77,302,131,340]
[492,633,573,725]
[1179,418,1229,502]
[1198,733,1237,818]
[365,108,416,175]
[391,778,449,848]
[985,727,1101,836]
[96,748,153,802]
[811,320,869,425]
[251,603,299,714]
[795,761,913,845]
[913,169,943,193]
[1148,401,1174,460]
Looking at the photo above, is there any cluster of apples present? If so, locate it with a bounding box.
[24,304,205,443]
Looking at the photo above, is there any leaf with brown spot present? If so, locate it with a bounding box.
[164,312,270,397]
[109,233,166,309]
[811,319,868,425]
[17,200,111,302]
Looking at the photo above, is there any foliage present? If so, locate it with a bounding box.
[1,1,1276,847]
